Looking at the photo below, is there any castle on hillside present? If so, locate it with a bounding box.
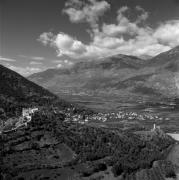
[22,108,38,117]
[152,124,161,131]
[22,108,38,121]
[0,107,39,134]
[151,123,165,136]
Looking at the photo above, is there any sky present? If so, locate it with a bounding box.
[1,0,179,76]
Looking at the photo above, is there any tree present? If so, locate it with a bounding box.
[0,108,6,127]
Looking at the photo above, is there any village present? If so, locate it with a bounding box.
[65,109,168,125]
[0,105,168,134]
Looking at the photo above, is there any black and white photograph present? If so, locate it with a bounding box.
[1,0,179,179]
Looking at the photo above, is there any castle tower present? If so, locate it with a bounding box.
[153,124,156,130]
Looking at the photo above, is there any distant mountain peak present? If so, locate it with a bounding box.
[168,45,179,55]
[146,45,179,68]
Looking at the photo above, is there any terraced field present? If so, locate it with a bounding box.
[1,111,176,180]
[1,121,77,180]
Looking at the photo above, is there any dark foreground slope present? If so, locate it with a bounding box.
[1,109,176,180]
[0,64,57,118]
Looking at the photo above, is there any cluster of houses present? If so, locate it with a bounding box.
[64,113,89,124]
[16,107,39,127]
[97,111,166,122]
[63,109,168,127]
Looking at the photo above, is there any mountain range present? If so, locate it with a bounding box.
[0,48,178,180]
[29,46,179,110]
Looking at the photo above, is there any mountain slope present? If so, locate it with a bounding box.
[29,46,179,110]
[29,54,145,85]
[128,46,179,97]
[147,45,179,70]
[1,110,175,180]
[0,64,56,98]
[29,55,146,98]
[0,64,57,117]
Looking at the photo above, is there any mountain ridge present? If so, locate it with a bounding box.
[0,64,63,119]
[28,46,179,111]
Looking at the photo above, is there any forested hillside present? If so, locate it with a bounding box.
[1,110,176,179]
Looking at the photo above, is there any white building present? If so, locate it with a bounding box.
[22,108,38,117]
[152,124,160,131]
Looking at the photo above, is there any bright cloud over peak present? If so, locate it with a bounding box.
[153,20,179,47]
[38,0,179,60]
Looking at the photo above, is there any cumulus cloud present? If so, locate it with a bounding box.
[29,61,43,65]
[55,33,87,56]
[154,20,179,47]
[93,35,124,49]
[38,1,179,60]
[57,64,63,68]
[0,56,16,62]
[39,32,87,58]
[52,60,64,63]
[103,6,149,37]
[135,5,149,23]
[37,32,55,46]
[56,59,74,68]
[63,0,110,30]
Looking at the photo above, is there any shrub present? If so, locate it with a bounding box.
[165,169,176,178]
[111,162,123,177]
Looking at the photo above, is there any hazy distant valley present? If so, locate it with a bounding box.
[28,46,179,133]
